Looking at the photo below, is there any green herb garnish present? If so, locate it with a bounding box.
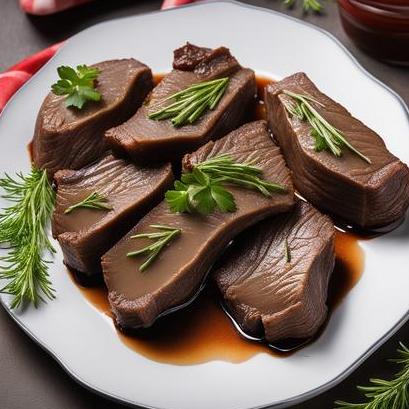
[283,90,371,164]
[335,342,409,409]
[127,225,181,272]
[51,65,101,109]
[165,154,287,215]
[64,192,112,214]
[283,0,323,12]
[0,167,56,308]
[285,238,291,263]
[148,77,229,128]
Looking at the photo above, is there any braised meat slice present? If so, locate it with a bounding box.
[105,43,256,164]
[265,72,409,229]
[52,155,173,275]
[33,59,153,177]
[102,121,295,330]
[214,201,335,342]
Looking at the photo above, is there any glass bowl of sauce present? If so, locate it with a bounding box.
[338,0,409,65]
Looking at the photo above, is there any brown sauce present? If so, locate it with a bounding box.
[153,73,165,86]
[328,230,365,310]
[71,230,364,365]
[67,75,365,365]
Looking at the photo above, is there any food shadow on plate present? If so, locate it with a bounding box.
[377,214,409,239]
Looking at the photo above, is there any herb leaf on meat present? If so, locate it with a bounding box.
[51,65,101,109]
[148,77,229,128]
[282,90,371,164]
[127,225,181,272]
[64,191,112,214]
[165,154,287,215]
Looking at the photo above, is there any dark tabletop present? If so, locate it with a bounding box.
[0,1,408,408]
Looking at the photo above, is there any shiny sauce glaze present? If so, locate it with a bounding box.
[68,75,365,365]
[71,230,363,364]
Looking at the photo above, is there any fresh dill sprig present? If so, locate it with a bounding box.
[165,154,287,215]
[0,167,56,308]
[127,225,181,272]
[283,0,323,12]
[335,342,409,409]
[285,238,291,263]
[148,77,229,127]
[51,65,101,109]
[64,191,112,214]
[283,90,371,164]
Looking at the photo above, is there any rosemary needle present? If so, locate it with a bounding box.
[148,77,229,127]
[127,225,181,272]
[283,90,371,164]
[64,191,112,214]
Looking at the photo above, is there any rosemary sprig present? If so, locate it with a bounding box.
[283,0,323,12]
[335,342,409,409]
[0,167,56,308]
[283,90,371,164]
[127,225,181,272]
[64,192,112,214]
[285,238,291,263]
[165,154,287,215]
[148,77,229,127]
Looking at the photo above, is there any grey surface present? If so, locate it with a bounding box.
[0,0,408,408]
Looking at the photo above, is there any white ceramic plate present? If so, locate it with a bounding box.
[1,2,409,409]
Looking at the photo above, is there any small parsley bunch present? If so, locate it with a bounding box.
[51,65,101,109]
[165,154,286,215]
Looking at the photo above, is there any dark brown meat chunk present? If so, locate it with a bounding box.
[173,43,211,70]
[105,44,256,164]
[53,155,173,275]
[265,72,409,229]
[214,201,335,342]
[33,59,153,178]
[102,121,295,330]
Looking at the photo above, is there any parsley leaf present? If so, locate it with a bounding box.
[165,154,285,215]
[211,185,236,213]
[51,65,102,109]
[165,181,190,213]
[165,167,237,215]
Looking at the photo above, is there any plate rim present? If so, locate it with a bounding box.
[1,2,408,409]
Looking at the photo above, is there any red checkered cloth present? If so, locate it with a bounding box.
[20,0,92,15]
[20,0,196,15]
[0,43,63,112]
[1,0,197,113]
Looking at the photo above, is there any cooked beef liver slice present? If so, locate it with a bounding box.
[214,200,335,342]
[33,59,153,178]
[265,72,409,229]
[105,44,256,164]
[52,154,173,275]
[102,120,295,330]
